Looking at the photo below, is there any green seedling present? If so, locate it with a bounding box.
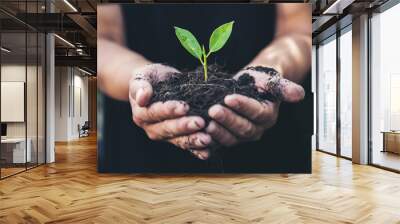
[174,21,234,81]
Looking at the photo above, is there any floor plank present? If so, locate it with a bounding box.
[0,135,400,224]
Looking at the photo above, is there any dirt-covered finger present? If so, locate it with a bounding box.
[129,75,153,107]
[277,78,305,102]
[133,101,189,124]
[209,105,258,139]
[145,116,205,140]
[190,149,210,160]
[168,132,212,150]
[205,120,238,147]
[224,94,275,123]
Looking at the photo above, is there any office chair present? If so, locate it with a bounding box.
[79,121,90,138]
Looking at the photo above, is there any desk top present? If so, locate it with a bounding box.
[1,138,27,143]
[381,131,400,134]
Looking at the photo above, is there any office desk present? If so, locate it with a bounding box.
[1,138,31,163]
[381,131,400,154]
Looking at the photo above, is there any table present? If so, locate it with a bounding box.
[1,138,31,163]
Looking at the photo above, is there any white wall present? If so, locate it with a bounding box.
[54,67,89,141]
[55,67,69,141]
[72,73,89,138]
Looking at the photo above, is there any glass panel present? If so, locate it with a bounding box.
[27,31,38,169]
[26,0,39,169]
[1,30,27,177]
[317,37,337,154]
[371,4,400,171]
[38,32,45,165]
[0,1,46,179]
[339,29,352,158]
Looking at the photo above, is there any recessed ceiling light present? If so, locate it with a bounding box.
[322,0,354,15]
[63,0,78,12]
[54,34,75,48]
[78,67,93,76]
[1,47,11,53]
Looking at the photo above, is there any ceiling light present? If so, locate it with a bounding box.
[1,47,11,53]
[78,67,93,76]
[54,34,75,48]
[63,0,78,12]
[323,0,341,14]
[323,0,355,15]
[76,48,85,55]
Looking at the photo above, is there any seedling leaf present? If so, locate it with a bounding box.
[209,21,234,54]
[174,26,202,60]
[173,21,234,81]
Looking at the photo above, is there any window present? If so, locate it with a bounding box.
[317,36,337,154]
[370,3,400,171]
[339,28,352,158]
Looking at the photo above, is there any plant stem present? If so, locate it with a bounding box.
[202,45,208,81]
[203,53,207,81]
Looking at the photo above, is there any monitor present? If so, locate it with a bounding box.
[1,123,7,137]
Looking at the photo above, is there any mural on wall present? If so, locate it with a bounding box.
[97,3,313,173]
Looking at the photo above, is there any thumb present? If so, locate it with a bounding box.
[278,79,305,103]
[129,77,153,107]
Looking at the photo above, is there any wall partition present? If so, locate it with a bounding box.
[0,1,46,179]
[1,30,28,177]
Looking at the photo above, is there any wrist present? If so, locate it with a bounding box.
[131,63,180,84]
[131,61,154,78]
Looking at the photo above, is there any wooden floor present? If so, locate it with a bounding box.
[372,150,400,171]
[1,135,400,224]
[1,163,44,178]
[1,167,26,178]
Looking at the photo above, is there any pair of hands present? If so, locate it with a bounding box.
[129,64,304,160]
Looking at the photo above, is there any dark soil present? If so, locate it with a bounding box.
[150,65,279,121]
